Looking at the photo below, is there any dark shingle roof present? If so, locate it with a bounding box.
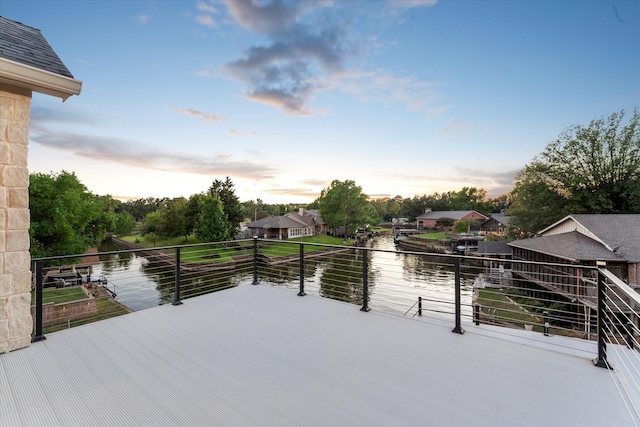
[566,214,640,262]
[246,216,303,229]
[508,231,621,262]
[0,16,74,78]
[478,241,512,256]
[416,210,488,220]
[490,214,510,226]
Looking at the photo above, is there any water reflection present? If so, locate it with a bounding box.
[97,235,474,318]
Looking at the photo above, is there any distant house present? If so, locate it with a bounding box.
[508,214,640,288]
[480,214,510,237]
[247,208,326,239]
[416,210,489,230]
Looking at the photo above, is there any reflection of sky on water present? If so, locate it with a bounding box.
[97,236,478,318]
[94,254,162,311]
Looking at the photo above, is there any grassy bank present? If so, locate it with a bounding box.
[116,233,352,261]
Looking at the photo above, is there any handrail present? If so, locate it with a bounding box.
[600,268,640,307]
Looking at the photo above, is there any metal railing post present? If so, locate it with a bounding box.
[360,249,370,312]
[298,243,306,296]
[475,304,480,326]
[418,296,422,317]
[594,266,610,369]
[452,257,464,334]
[172,247,183,306]
[252,236,259,285]
[32,260,46,342]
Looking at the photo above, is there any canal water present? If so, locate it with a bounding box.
[96,235,475,317]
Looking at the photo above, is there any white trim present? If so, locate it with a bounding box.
[0,57,82,101]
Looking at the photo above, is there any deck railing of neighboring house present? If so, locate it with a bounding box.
[31,237,639,406]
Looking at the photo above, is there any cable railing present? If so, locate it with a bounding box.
[31,237,639,374]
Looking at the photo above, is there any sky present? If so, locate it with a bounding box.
[3,0,639,204]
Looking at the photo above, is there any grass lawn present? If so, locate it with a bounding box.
[414,232,447,240]
[477,288,540,330]
[31,286,87,305]
[117,233,351,260]
[260,235,352,257]
[42,297,130,334]
[119,234,199,247]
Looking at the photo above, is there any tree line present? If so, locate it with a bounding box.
[29,107,639,257]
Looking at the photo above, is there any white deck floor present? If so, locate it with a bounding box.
[1,284,638,426]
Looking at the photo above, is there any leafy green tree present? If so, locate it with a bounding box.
[435,217,454,228]
[509,109,640,237]
[318,180,371,240]
[157,197,188,240]
[141,210,162,235]
[454,219,479,233]
[114,212,136,236]
[195,194,230,243]
[29,171,104,257]
[209,177,243,237]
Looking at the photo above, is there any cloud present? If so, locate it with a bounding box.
[197,0,218,14]
[449,167,519,196]
[261,186,323,198]
[216,0,349,115]
[31,106,97,126]
[174,107,228,123]
[135,14,151,24]
[388,0,438,14]
[29,128,277,181]
[436,120,487,142]
[195,14,217,28]
[229,129,257,136]
[337,70,441,112]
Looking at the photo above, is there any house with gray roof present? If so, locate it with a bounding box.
[480,213,510,237]
[1,16,81,353]
[509,214,640,288]
[247,208,326,239]
[415,210,488,230]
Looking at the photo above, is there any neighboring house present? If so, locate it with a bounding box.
[247,208,326,239]
[0,16,82,353]
[480,214,510,237]
[509,214,640,288]
[416,210,489,230]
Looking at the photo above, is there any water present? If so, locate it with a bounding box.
[96,235,475,317]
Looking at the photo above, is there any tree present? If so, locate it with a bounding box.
[114,212,136,236]
[454,219,479,233]
[318,180,371,240]
[194,194,230,243]
[29,171,104,257]
[509,109,640,236]
[435,217,454,228]
[157,197,188,240]
[209,177,243,238]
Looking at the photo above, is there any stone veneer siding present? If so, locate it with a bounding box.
[0,89,33,353]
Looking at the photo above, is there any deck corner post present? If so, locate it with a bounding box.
[172,247,183,306]
[452,257,464,335]
[32,259,46,342]
[593,265,610,369]
[252,236,259,285]
[298,243,306,296]
[360,249,370,312]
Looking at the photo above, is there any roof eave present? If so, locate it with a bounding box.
[0,57,82,101]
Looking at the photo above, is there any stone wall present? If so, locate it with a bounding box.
[0,89,33,353]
